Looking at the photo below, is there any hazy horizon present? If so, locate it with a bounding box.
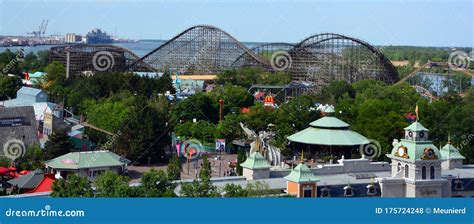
[0,0,472,47]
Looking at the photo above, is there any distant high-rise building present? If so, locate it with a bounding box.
[85,28,113,44]
[65,33,82,43]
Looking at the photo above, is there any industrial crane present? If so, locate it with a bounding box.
[27,19,49,40]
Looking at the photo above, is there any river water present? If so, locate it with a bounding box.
[0,40,262,57]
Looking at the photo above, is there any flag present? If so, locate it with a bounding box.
[175,143,181,156]
[415,104,419,121]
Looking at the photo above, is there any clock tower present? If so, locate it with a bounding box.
[378,121,449,197]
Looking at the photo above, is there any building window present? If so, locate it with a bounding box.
[454,180,464,191]
[397,163,401,172]
[430,166,435,179]
[367,184,377,196]
[404,164,409,178]
[343,186,354,197]
[320,187,331,198]
[89,169,105,178]
[422,166,427,179]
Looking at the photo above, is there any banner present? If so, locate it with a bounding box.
[0,198,472,224]
[215,139,225,151]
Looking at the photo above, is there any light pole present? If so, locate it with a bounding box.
[219,98,223,123]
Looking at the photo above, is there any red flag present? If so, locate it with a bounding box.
[176,143,181,156]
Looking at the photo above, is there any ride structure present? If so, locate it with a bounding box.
[48,25,400,92]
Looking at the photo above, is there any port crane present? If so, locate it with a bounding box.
[28,19,49,40]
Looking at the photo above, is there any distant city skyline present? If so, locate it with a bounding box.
[0,0,472,47]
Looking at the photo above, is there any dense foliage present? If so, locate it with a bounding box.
[216,67,291,88]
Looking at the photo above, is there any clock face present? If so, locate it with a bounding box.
[398,147,405,156]
[396,146,408,158]
[425,149,434,159]
[422,148,438,160]
[419,131,425,138]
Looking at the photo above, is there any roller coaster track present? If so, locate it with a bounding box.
[49,25,401,92]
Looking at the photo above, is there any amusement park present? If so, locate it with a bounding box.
[0,0,473,203]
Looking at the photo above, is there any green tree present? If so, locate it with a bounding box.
[223,183,248,197]
[167,154,181,180]
[180,155,219,197]
[209,85,255,116]
[216,113,245,143]
[171,93,218,124]
[43,130,73,160]
[44,61,66,83]
[138,169,176,197]
[245,181,278,197]
[175,121,217,144]
[0,75,22,101]
[115,95,171,163]
[82,93,133,133]
[0,49,21,75]
[199,154,212,179]
[16,143,43,171]
[51,174,93,197]
[316,80,355,104]
[236,148,246,175]
[94,171,131,197]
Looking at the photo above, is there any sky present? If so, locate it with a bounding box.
[0,0,472,47]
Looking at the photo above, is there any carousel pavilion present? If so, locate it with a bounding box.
[287,105,370,159]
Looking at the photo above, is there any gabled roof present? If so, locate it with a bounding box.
[284,163,320,183]
[17,87,44,97]
[45,150,130,170]
[404,121,429,132]
[8,170,43,189]
[440,143,465,160]
[240,152,271,169]
[25,174,55,193]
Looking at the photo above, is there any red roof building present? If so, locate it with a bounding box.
[25,174,55,194]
